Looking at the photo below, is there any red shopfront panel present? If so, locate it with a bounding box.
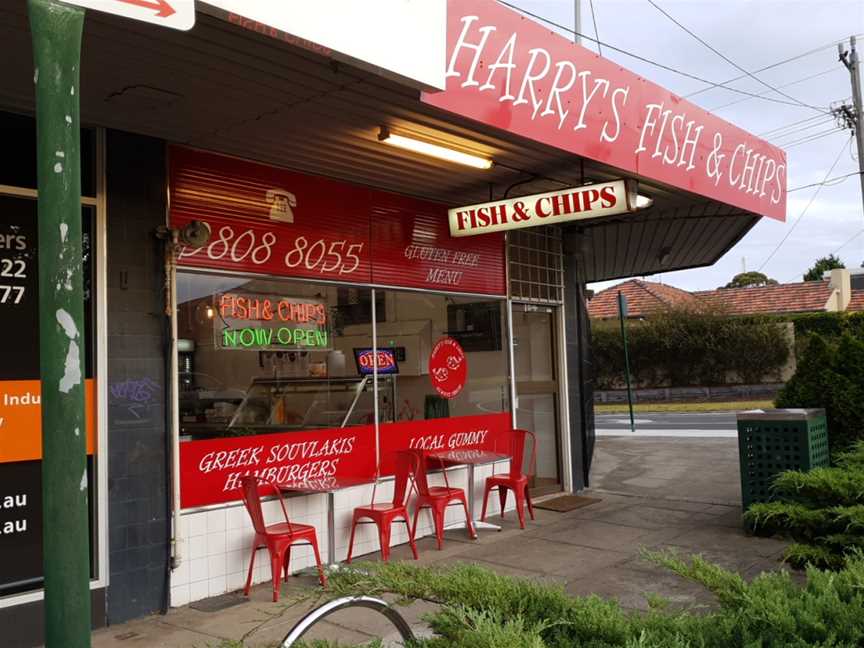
[378,413,511,475]
[170,147,374,284]
[423,0,787,222]
[371,193,506,295]
[169,146,506,296]
[179,425,377,509]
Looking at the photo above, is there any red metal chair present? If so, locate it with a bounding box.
[239,475,326,602]
[480,428,537,529]
[345,452,419,563]
[409,449,477,549]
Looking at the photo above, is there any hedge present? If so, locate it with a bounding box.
[775,333,864,455]
[591,306,791,390]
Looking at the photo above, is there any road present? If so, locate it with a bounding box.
[594,411,738,437]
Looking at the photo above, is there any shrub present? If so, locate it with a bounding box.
[325,553,864,647]
[775,333,864,454]
[745,441,864,569]
[591,306,790,389]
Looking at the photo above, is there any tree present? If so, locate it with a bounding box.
[803,254,844,281]
[724,271,778,289]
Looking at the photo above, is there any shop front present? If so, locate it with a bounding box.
[166,145,525,603]
[0,0,786,641]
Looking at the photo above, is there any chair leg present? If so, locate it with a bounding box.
[498,485,508,518]
[284,547,292,579]
[243,545,257,596]
[480,482,493,522]
[460,496,477,539]
[346,515,359,564]
[269,549,283,603]
[525,485,535,520]
[379,521,392,562]
[432,505,446,549]
[310,537,327,588]
[404,518,419,560]
[514,487,526,529]
[412,505,422,540]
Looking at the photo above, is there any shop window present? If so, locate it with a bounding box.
[0,198,98,597]
[375,291,510,423]
[509,227,564,304]
[0,110,97,197]
[176,273,386,441]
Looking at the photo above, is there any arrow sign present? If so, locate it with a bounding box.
[61,0,195,31]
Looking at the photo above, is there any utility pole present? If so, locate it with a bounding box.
[574,0,581,44]
[28,1,91,646]
[837,36,864,212]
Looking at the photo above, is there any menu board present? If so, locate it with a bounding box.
[0,196,97,596]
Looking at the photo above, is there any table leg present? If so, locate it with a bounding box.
[443,463,501,533]
[327,491,336,566]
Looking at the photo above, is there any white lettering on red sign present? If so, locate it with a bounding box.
[425,1,787,221]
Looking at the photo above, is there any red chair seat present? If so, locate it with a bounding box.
[263,522,318,537]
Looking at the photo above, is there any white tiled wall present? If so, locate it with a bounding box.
[170,460,512,607]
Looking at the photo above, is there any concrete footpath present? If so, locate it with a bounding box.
[90,437,787,647]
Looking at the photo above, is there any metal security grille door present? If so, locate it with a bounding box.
[512,304,561,494]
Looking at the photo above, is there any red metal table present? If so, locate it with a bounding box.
[426,449,511,532]
[278,476,376,567]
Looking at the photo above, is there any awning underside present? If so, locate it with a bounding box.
[0,5,757,282]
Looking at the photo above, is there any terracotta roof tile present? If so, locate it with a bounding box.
[588,279,699,319]
[694,281,832,315]
[848,289,864,312]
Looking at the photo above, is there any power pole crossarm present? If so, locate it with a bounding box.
[838,36,864,210]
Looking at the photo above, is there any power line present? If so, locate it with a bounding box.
[645,0,828,114]
[495,0,831,111]
[588,0,602,57]
[684,34,864,100]
[787,171,862,193]
[776,127,846,149]
[708,68,840,112]
[766,117,837,143]
[759,114,832,138]
[759,137,851,272]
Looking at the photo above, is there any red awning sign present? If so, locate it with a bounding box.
[423,0,787,222]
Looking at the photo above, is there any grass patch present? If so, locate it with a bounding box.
[594,400,772,414]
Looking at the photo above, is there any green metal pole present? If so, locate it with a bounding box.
[28,1,91,646]
[618,292,635,433]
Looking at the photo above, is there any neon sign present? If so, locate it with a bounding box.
[215,292,330,351]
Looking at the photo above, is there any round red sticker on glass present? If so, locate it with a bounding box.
[429,337,467,399]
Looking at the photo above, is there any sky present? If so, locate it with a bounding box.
[508,0,864,291]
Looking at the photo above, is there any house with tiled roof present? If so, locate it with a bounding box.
[589,269,864,320]
[587,279,700,319]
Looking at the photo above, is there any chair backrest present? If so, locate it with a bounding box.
[509,428,537,480]
[240,475,292,534]
[404,449,431,496]
[240,475,267,534]
[392,450,416,506]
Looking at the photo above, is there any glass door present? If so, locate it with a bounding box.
[512,303,561,495]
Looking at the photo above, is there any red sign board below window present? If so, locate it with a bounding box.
[179,412,512,508]
[179,426,376,509]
